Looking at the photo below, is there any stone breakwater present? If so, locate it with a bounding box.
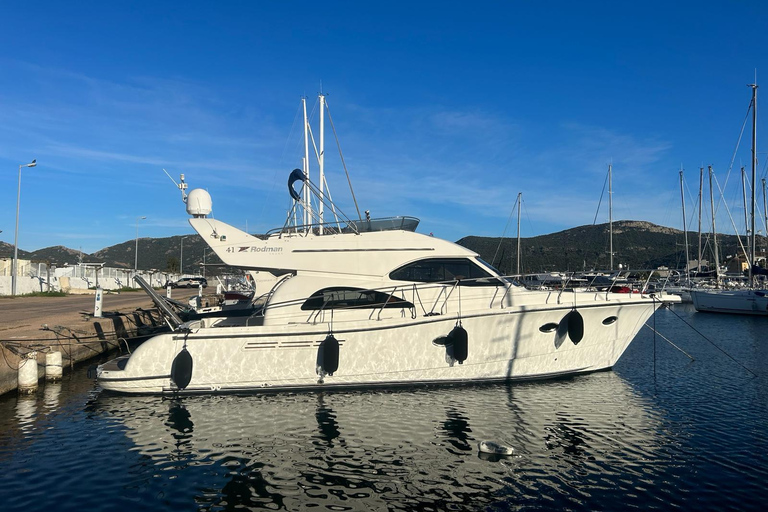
[0,292,167,396]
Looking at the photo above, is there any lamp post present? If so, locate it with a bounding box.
[134,216,146,278]
[12,159,36,296]
[180,236,187,275]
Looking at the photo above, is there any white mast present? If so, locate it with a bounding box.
[709,165,720,283]
[749,83,757,286]
[516,192,522,276]
[680,168,690,281]
[302,97,312,232]
[319,93,326,235]
[609,163,613,271]
[742,166,749,263]
[698,167,703,273]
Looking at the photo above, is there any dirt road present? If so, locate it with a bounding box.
[0,292,155,340]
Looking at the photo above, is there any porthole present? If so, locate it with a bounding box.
[539,322,559,333]
[602,316,618,325]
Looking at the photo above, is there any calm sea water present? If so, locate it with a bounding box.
[1,304,766,511]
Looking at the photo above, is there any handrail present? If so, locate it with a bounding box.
[266,216,421,237]
[247,274,293,326]
[192,271,669,331]
[411,283,428,317]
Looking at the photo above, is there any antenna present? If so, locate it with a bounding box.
[163,168,189,203]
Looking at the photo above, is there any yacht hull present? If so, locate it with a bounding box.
[98,295,669,394]
[690,289,768,315]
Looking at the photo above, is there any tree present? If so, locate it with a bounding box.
[166,256,180,273]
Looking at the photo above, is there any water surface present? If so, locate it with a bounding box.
[1,304,766,511]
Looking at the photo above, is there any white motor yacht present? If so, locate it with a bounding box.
[97,95,677,395]
[97,180,677,394]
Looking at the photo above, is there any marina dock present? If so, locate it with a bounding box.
[0,292,166,396]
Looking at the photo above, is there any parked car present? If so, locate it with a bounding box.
[172,277,208,288]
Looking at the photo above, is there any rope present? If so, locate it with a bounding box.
[325,101,362,221]
[668,307,757,377]
[0,343,22,371]
[456,280,463,326]
[592,169,610,225]
[491,194,520,273]
[642,324,695,361]
[719,94,753,199]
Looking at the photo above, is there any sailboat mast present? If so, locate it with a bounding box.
[709,165,720,283]
[749,83,757,286]
[302,97,311,231]
[680,169,690,281]
[742,166,749,262]
[609,163,613,271]
[516,192,522,276]
[319,93,326,235]
[698,167,704,273]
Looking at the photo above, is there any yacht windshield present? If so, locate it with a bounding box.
[389,258,500,286]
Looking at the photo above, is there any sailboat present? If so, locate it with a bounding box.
[690,84,768,315]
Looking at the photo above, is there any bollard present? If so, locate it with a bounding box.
[94,285,103,318]
[18,352,39,394]
[45,351,63,381]
[198,283,203,297]
[166,283,172,299]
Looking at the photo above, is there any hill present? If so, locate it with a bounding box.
[88,235,224,272]
[26,246,84,265]
[2,220,761,274]
[0,235,222,274]
[457,220,757,274]
[0,241,32,260]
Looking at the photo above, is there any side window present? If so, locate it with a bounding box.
[301,287,414,310]
[389,259,498,286]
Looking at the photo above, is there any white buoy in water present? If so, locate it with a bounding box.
[45,351,63,381]
[18,352,39,394]
[478,440,515,456]
[94,285,103,318]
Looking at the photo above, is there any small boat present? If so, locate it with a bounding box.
[96,95,678,395]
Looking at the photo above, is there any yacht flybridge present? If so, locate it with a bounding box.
[97,94,678,394]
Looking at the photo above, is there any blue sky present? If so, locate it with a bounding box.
[1,1,767,253]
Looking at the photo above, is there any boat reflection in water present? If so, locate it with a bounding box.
[90,373,664,510]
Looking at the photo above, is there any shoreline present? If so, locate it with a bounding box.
[0,292,167,396]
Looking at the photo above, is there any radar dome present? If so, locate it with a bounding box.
[186,188,212,217]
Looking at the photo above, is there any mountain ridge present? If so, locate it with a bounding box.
[1,220,759,274]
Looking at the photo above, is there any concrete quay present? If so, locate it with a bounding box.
[0,292,167,396]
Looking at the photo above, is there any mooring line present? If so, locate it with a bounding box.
[643,324,695,361]
[668,307,757,378]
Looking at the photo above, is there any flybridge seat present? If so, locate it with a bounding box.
[269,216,420,236]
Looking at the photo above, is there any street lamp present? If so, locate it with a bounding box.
[12,159,36,296]
[180,236,187,275]
[134,216,147,274]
